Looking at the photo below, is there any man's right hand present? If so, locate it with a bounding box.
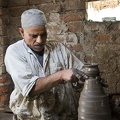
[60,68,88,83]
[72,68,89,81]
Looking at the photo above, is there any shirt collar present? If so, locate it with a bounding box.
[23,39,50,56]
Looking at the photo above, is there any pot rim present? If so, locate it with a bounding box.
[83,63,98,67]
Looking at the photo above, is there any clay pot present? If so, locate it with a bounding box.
[81,63,99,78]
[78,63,112,120]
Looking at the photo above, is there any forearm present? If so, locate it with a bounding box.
[29,71,63,96]
[29,68,87,97]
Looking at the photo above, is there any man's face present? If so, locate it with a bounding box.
[19,25,47,53]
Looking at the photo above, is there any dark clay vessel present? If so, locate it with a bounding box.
[81,63,99,77]
[78,63,112,120]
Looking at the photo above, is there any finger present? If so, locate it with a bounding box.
[75,69,88,79]
[74,73,82,80]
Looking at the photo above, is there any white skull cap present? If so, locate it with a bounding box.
[21,9,47,28]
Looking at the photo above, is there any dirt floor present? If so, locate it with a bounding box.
[0,112,13,120]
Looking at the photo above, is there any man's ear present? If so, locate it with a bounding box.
[19,28,24,38]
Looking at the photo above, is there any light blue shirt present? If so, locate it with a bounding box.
[5,40,83,120]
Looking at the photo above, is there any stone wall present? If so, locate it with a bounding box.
[0,0,120,117]
[0,0,12,111]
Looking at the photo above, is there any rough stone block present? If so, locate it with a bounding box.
[66,32,78,45]
[72,43,83,52]
[7,26,20,39]
[0,74,8,84]
[63,0,85,11]
[0,46,7,55]
[47,22,68,35]
[1,64,6,74]
[95,33,112,42]
[55,0,65,2]
[10,6,28,17]
[62,12,84,23]
[106,72,119,93]
[0,94,9,104]
[29,0,53,5]
[0,19,2,26]
[0,18,9,26]
[0,26,7,36]
[68,22,84,33]
[0,56,3,65]
[38,3,61,13]
[0,36,9,45]
[8,0,29,7]
[0,86,9,94]
[9,17,21,26]
[0,8,8,16]
[49,13,61,23]
[0,0,7,7]
[47,34,65,42]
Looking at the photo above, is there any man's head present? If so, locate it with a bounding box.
[19,9,47,53]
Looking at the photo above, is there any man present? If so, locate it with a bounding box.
[4,9,88,120]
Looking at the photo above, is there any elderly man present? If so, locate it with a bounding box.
[4,9,87,120]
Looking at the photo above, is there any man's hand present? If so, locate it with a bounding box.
[72,68,89,81]
[60,68,88,84]
[70,68,88,88]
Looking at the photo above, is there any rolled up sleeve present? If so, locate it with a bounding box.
[4,46,39,97]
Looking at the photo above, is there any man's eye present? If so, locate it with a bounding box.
[32,35,38,38]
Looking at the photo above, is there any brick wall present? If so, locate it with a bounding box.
[0,0,11,111]
[0,0,120,116]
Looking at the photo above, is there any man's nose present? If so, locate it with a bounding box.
[36,35,42,43]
